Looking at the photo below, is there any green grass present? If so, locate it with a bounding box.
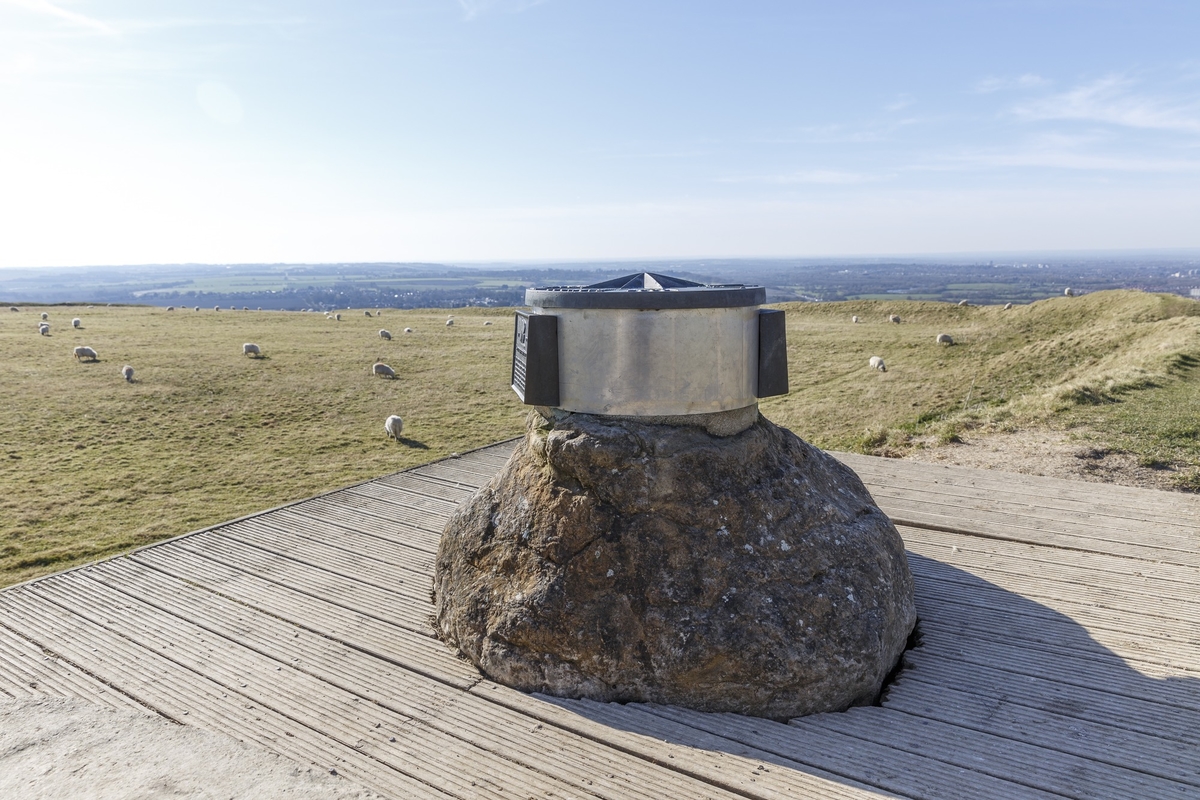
[3,289,1199,587]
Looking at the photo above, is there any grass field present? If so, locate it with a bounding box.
[3,289,1199,587]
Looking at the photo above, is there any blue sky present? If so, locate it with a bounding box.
[2,1,1199,267]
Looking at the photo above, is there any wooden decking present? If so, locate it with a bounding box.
[2,441,1198,799]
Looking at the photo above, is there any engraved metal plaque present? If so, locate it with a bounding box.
[511,311,559,406]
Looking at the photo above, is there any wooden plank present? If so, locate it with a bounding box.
[226,515,437,573]
[867,481,1200,541]
[876,493,1199,558]
[895,653,1200,746]
[217,523,436,587]
[0,589,456,799]
[0,624,152,713]
[792,705,1195,800]
[834,451,1200,519]
[128,548,480,689]
[301,492,453,534]
[167,535,430,634]
[470,683,912,800]
[23,576,590,800]
[582,696,1059,800]
[881,679,1200,787]
[900,526,1200,592]
[283,503,442,553]
[85,560,758,800]
[905,641,1200,716]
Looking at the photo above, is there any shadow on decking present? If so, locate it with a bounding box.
[532,552,1200,799]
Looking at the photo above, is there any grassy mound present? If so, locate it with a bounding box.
[2,289,1198,586]
[764,290,1200,474]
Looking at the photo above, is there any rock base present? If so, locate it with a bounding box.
[434,411,916,718]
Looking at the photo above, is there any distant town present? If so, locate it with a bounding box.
[3,253,1199,311]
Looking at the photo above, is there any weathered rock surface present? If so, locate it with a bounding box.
[434,411,916,719]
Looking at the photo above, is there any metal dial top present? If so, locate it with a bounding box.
[525,272,765,310]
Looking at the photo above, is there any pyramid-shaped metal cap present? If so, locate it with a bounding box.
[526,271,764,310]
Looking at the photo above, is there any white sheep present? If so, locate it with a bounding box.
[372,362,396,378]
[166,306,175,311]
[243,306,249,311]
[1004,303,1013,310]
[215,305,221,311]
[384,414,404,440]
[888,314,901,324]
[87,305,94,309]
[40,312,48,320]
[868,355,887,372]
[851,315,860,323]
[379,329,392,340]
[73,345,98,362]
[483,320,493,326]
[334,313,342,321]
[121,365,134,382]
[72,317,81,328]
[194,306,200,311]
[257,307,262,311]
[243,343,262,357]
[404,327,413,333]
[364,311,373,318]
[8,307,18,312]
[445,319,454,327]
[1064,287,1074,297]
[39,323,50,336]
[958,299,970,307]
[936,333,954,345]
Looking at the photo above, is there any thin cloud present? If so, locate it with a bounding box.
[1013,74,1200,133]
[3,0,116,35]
[885,94,914,112]
[975,74,1048,93]
[722,170,893,186]
[456,0,550,21]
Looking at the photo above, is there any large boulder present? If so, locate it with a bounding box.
[434,410,916,719]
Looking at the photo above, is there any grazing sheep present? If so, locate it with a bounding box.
[384,414,404,440]
[888,315,901,324]
[483,321,493,326]
[364,311,373,318]
[445,319,454,327]
[851,315,860,323]
[257,307,262,311]
[958,299,969,307]
[936,333,954,345]
[166,306,175,311]
[72,317,81,328]
[73,346,98,362]
[121,365,134,382]
[243,306,249,311]
[404,327,413,333]
[40,312,48,320]
[379,329,392,340]
[39,323,50,336]
[242,343,262,357]
[87,305,94,309]
[372,362,396,379]
[868,355,886,372]
[8,307,18,312]
[194,306,200,311]
[334,313,342,321]
[1004,302,1013,310]
[1064,287,1074,297]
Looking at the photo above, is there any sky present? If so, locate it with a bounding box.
[2,1,1199,267]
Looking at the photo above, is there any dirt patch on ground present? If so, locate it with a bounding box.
[897,427,1188,492]
[0,696,383,800]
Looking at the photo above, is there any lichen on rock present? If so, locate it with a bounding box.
[433,410,916,719]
